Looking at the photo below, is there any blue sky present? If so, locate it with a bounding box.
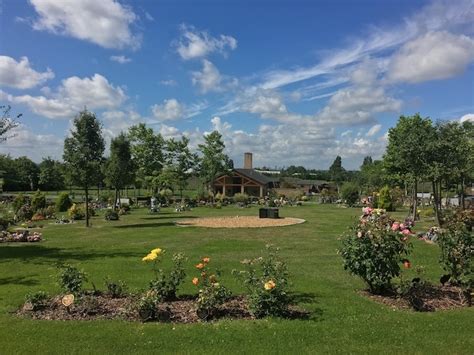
[0,0,473,169]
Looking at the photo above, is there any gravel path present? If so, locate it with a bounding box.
[175,216,306,228]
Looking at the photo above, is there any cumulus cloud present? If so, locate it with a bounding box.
[389,31,474,83]
[175,24,237,60]
[110,55,132,64]
[191,59,237,93]
[460,113,474,123]
[151,98,208,121]
[29,0,141,49]
[0,55,54,89]
[1,74,126,119]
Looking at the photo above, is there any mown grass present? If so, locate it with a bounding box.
[0,204,472,354]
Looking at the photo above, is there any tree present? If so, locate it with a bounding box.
[14,156,39,190]
[63,110,105,227]
[165,136,198,197]
[341,182,359,206]
[0,105,20,143]
[359,157,385,194]
[104,133,135,210]
[384,114,436,220]
[328,156,345,193]
[38,157,65,191]
[198,131,231,192]
[128,123,165,193]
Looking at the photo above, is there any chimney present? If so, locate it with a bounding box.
[244,152,253,169]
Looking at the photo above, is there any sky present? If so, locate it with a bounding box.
[0,0,473,169]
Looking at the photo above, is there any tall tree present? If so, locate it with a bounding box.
[14,156,39,191]
[198,130,231,192]
[104,133,135,210]
[165,136,198,197]
[328,156,345,193]
[63,110,105,227]
[38,157,65,191]
[384,114,436,220]
[0,105,20,143]
[128,123,165,193]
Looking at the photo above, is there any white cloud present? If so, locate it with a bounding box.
[389,31,474,83]
[0,125,63,162]
[1,74,126,119]
[460,113,474,123]
[366,124,382,137]
[151,98,208,121]
[110,55,132,64]
[160,79,177,86]
[0,55,54,89]
[175,24,237,60]
[101,109,143,138]
[191,59,237,93]
[29,0,141,49]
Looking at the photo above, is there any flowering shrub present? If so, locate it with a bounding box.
[192,257,231,320]
[340,208,412,294]
[437,223,473,289]
[68,204,85,220]
[143,248,186,301]
[233,245,290,318]
[0,231,42,243]
[58,264,87,294]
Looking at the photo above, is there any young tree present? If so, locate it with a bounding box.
[384,114,436,220]
[104,133,135,210]
[198,130,231,192]
[38,157,65,191]
[128,123,165,193]
[63,110,105,227]
[0,105,20,143]
[328,156,345,194]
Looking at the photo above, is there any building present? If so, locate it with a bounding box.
[213,153,277,197]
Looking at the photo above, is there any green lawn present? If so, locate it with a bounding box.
[0,204,472,354]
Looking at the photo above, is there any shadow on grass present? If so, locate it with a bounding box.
[114,222,176,229]
[289,292,324,321]
[0,274,40,286]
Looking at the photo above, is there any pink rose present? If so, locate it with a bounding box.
[400,223,405,230]
[402,229,410,235]
[391,223,400,231]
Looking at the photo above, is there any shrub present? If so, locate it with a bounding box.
[13,194,26,212]
[341,183,359,207]
[136,292,158,321]
[31,190,46,212]
[378,186,394,211]
[340,209,412,294]
[233,245,290,318]
[68,204,85,220]
[43,205,56,219]
[15,205,33,221]
[145,250,186,301]
[192,257,231,320]
[104,210,119,221]
[25,291,49,311]
[437,224,473,288]
[58,264,87,294]
[233,193,249,204]
[104,278,128,298]
[56,192,73,212]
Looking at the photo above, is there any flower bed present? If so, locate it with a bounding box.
[0,230,42,243]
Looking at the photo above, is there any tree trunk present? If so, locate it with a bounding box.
[114,188,118,211]
[432,180,441,226]
[412,179,418,221]
[85,184,90,227]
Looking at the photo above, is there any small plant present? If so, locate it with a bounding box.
[144,249,186,301]
[56,192,73,212]
[378,186,395,211]
[233,245,290,318]
[192,257,231,320]
[68,204,85,220]
[233,193,249,205]
[437,223,473,289]
[136,291,158,321]
[78,295,100,315]
[104,278,128,298]
[25,291,49,311]
[104,210,119,221]
[58,264,87,294]
[340,209,412,294]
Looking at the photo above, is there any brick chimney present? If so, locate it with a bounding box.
[244,152,253,169]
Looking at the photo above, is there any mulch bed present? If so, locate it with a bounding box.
[17,293,309,323]
[176,216,306,228]
[361,284,472,312]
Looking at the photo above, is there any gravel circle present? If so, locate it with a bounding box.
[175,216,306,228]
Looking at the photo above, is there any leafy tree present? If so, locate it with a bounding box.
[165,136,198,197]
[378,186,394,211]
[63,110,105,227]
[328,156,345,193]
[384,114,436,220]
[14,156,39,190]
[359,157,385,194]
[341,182,359,206]
[0,105,20,143]
[104,133,135,210]
[38,157,65,191]
[198,131,231,192]
[128,123,165,192]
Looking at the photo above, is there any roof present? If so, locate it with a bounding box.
[234,169,273,185]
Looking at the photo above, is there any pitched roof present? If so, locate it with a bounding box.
[234,168,272,185]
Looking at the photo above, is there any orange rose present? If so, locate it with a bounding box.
[195,263,205,270]
[202,257,210,263]
[192,277,199,285]
[402,259,411,269]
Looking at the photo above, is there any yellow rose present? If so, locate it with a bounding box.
[142,253,158,262]
[151,248,162,255]
[264,280,276,290]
